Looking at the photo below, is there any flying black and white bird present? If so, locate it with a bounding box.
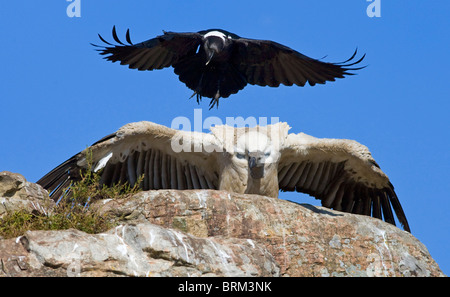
[37,121,410,232]
[92,27,365,108]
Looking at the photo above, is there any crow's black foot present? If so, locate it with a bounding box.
[189,92,202,104]
[208,97,220,110]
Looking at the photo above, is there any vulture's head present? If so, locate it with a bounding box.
[234,131,280,179]
[211,122,290,182]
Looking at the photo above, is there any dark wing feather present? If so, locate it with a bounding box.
[36,154,80,203]
[232,38,365,87]
[92,26,203,71]
[279,133,410,232]
[37,132,118,201]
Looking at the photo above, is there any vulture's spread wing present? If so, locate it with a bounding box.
[278,132,410,232]
[232,38,365,87]
[92,26,202,71]
[37,121,222,202]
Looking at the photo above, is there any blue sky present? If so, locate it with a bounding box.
[1,1,449,275]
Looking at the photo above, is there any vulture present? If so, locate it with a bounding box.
[37,121,410,232]
[92,27,365,108]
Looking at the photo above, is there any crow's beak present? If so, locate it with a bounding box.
[206,51,215,65]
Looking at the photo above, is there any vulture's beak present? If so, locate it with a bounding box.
[248,154,264,179]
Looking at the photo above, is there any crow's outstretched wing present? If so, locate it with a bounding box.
[232,38,365,87]
[92,26,203,71]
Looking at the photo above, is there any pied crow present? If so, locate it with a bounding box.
[93,27,365,109]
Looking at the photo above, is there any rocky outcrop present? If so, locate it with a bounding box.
[0,171,53,219]
[0,172,445,277]
[0,223,278,277]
